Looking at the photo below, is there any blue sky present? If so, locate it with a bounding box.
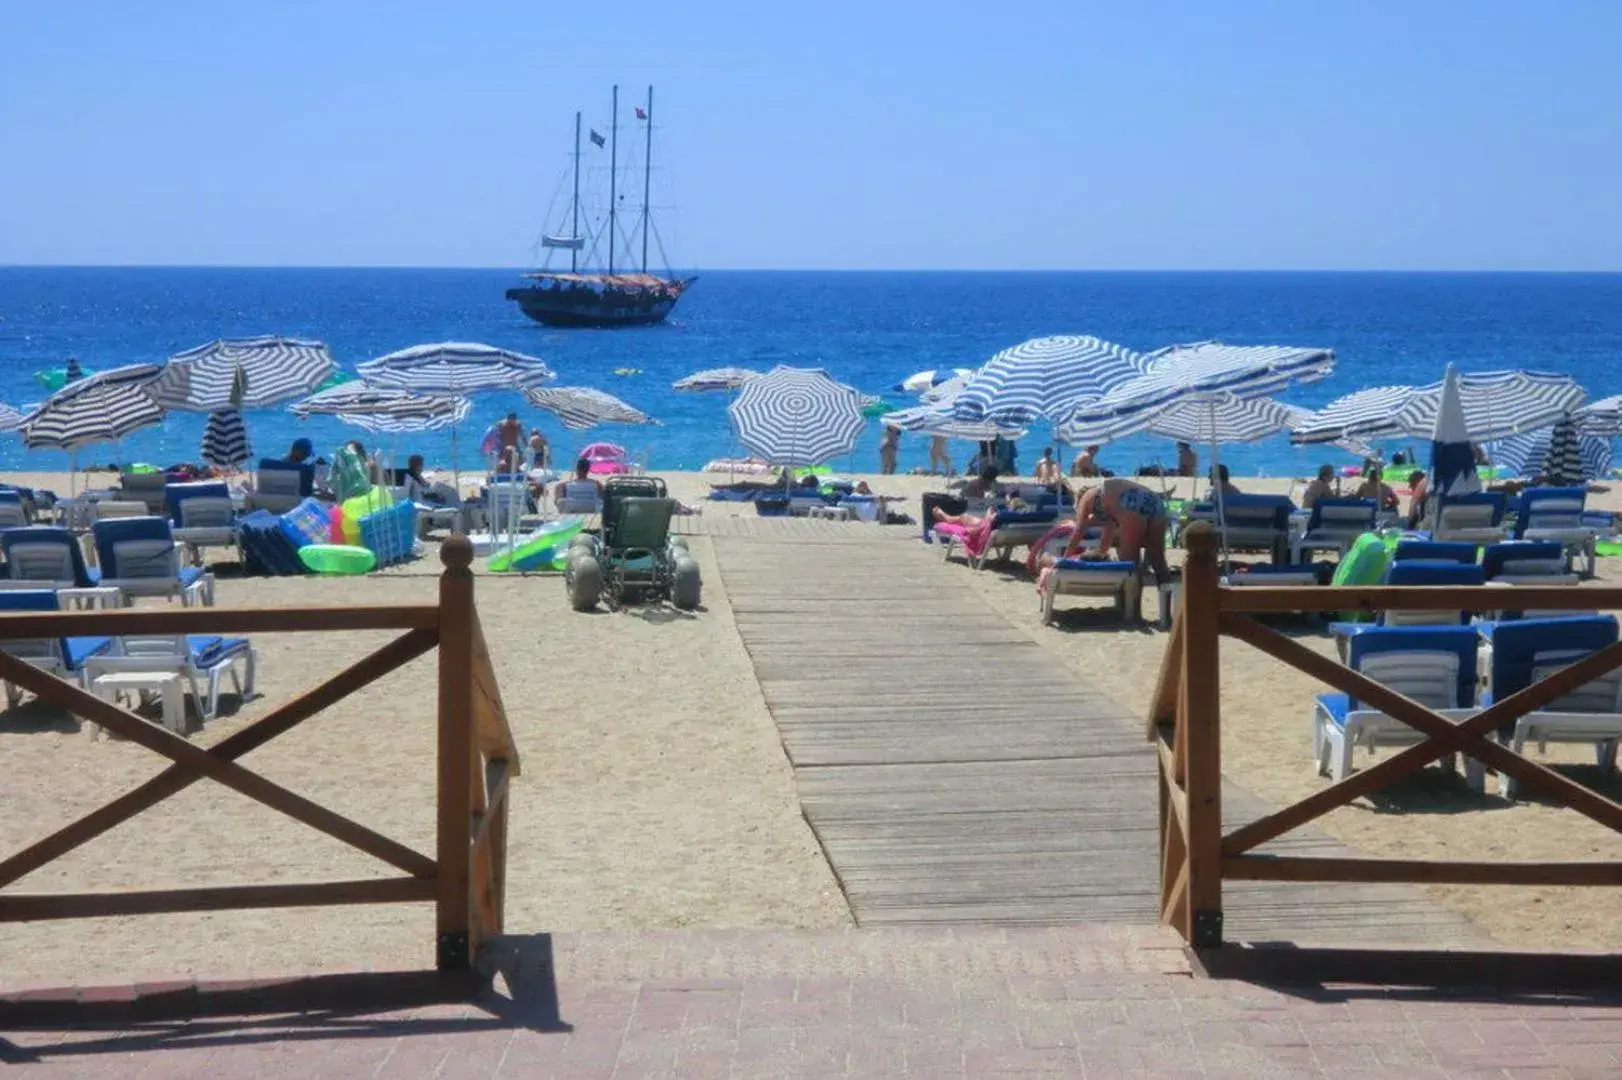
[2,1,1618,270]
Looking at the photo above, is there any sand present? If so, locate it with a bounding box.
[1,463,1620,983]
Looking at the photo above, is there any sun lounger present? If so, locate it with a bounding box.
[84,632,256,728]
[1312,625,1484,788]
[247,459,316,514]
[166,481,240,566]
[91,517,214,606]
[1512,487,1598,577]
[1291,497,1376,563]
[1329,560,1484,659]
[1393,539,1478,565]
[940,508,1059,570]
[1182,495,1292,564]
[116,469,169,514]
[1427,492,1509,544]
[0,491,28,531]
[0,589,111,709]
[0,525,102,588]
[1038,556,1142,624]
[1479,615,1622,798]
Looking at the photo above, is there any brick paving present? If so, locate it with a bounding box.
[3,927,1620,1077]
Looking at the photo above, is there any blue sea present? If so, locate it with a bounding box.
[1,268,1620,477]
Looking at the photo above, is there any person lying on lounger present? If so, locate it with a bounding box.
[1042,477,1172,587]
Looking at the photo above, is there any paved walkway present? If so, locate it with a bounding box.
[4,926,1618,1077]
[713,530,1487,946]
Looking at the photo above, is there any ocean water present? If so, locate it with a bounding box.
[1,268,1620,477]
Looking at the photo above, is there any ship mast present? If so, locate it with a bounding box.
[570,111,582,273]
[607,85,618,275]
[640,85,654,274]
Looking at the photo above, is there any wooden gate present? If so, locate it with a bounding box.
[1153,524,1622,948]
[0,536,516,972]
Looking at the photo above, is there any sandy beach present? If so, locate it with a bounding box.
[1,464,1619,984]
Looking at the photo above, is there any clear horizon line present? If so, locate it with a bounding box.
[4,263,1622,275]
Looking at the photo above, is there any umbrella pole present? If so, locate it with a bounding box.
[1208,401,1232,570]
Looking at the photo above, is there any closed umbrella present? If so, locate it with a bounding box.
[728,365,865,469]
[521,386,658,430]
[201,409,252,469]
[1540,416,1586,487]
[1429,366,1483,506]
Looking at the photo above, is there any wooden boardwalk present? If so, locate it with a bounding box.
[713,528,1489,946]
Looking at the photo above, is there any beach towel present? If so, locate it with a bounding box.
[936,513,997,561]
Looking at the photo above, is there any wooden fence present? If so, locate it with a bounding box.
[0,536,516,973]
[1152,523,1622,949]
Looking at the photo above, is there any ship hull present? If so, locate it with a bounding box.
[505,287,683,328]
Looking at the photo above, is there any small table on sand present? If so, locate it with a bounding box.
[88,671,187,736]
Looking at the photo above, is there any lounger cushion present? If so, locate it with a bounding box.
[1054,558,1136,573]
[64,636,112,670]
[186,635,251,668]
[995,509,1058,527]
[1316,693,1352,727]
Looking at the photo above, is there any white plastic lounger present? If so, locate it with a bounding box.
[1499,653,1622,800]
[1039,557,1142,624]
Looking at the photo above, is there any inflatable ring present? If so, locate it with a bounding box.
[299,543,377,575]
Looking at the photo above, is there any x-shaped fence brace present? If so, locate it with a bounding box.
[0,628,442,920]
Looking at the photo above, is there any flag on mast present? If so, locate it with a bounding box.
[635,106,647,120]
[589,129,606,147]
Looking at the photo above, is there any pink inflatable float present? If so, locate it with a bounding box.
[581,441,633,475]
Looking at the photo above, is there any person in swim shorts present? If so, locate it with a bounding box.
[1063,477,1172,586]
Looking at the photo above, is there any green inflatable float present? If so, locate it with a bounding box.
[486,517,587,573]
[299,544,377,575]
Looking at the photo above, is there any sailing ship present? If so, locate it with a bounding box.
[506,85,696,328]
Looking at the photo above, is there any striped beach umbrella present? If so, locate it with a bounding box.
[728,365,865,467]
[1289,385,1416,446]
[1138,394,1306,445]
[1577,393,1622,437]
[1066,342,1336,441]
[201,408,252,468]
[1392,370,1586,440]
[952,335,1149,427]
[149,336,336,411]
[673,367,759,392]
[521,386,658,430]
[894,368,972,393]
[21,363,165,451]
[1486,424,1611,483]
[878,403,1027,441]
[291,384,471,434]
[0,402,26,433]
[357,342,553,394]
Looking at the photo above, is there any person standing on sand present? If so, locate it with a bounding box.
[528,428,549,469]
[1176,442,1197,477]
[929,435,953,476]
[498,411,523,457]
[1048,477,1172,588]
[878,425,900,474]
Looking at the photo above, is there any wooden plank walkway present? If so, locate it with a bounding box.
[713,531,1490,946]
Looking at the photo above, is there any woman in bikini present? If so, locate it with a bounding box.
[1047,477,1172,586]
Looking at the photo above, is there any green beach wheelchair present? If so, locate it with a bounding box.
[565,476,701,611]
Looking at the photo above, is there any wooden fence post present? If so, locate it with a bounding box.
[435,536,475,971]
[1180,524,1224,948]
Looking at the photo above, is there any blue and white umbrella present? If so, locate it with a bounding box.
[1135,394,1308,445]
[1065,342,1335,440]
[1577,394,1622,437]
[149,336,336,411]
[21,363,165,452]
[1430,365,1484,501]
[894,368,972,394]
[1290,385,1416,446]
[1487,423,1611,485]
[200,408,252,468]
[0,402,26,433]
[673,367,760,392]
[952,335,1149,427]
[357,342,553,394]
[878,403,1027,441]
[291,383,472,434]
[521,386,658,430]
[728,365,865,467]
[1393,370,1586,441]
